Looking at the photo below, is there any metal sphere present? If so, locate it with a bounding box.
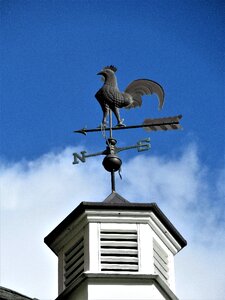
[102,154,122,172]
[107,138,117,146]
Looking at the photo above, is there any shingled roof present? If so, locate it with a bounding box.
[0,286,37,300]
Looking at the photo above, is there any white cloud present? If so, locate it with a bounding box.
[0,145,224,299]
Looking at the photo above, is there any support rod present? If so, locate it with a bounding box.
[109,109,113,139]
[111,171,116,193]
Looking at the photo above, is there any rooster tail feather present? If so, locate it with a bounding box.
[124,79,165,110]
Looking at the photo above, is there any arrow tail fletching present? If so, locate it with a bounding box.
[143,115,182,131]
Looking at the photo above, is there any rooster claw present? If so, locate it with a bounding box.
[115,122,126,128]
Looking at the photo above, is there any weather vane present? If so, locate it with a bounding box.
[73,65,182,192]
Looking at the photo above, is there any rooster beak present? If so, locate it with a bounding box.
[97,71,103,75]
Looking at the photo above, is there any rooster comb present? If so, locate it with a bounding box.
[103,65,117,73]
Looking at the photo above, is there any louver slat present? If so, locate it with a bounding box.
[65,239,84,263]
[101,256,138,263]
[153,240,168,264]
[100,230,139,272]
[153,239,169,283]
[101,264,139,271]
[101,233,137,240]
[154,260,169,280]
[64,263,84,287]
[64,238,84,288]
[65,254,84,278]
[101,248,138,256]
[101,241,137,248]
[153,250,169,272]
[65,248,84,271]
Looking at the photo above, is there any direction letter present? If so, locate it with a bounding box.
[72,151,87,164]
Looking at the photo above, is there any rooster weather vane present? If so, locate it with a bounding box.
[73,65,182,192]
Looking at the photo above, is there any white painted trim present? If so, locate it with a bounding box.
[50,209,181,255]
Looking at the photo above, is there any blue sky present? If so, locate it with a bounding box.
[1,1,225,299]
[1,0,224,166]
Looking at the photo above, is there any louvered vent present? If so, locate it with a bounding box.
[153,239,169,283]
[100,230,139,272]
[64,237,84,288]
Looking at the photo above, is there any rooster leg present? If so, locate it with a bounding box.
[111,107,125,127]
[102,105,109,127]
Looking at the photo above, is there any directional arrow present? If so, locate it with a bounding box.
[74,115,182,135]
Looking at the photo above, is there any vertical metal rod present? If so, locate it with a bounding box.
[109,109,113,139]
[108,110,115,192]
[111,171,115,192]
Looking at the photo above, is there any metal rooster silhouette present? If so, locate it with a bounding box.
[95,65,165,127]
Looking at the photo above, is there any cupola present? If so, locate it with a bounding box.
[44,192,186,300]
